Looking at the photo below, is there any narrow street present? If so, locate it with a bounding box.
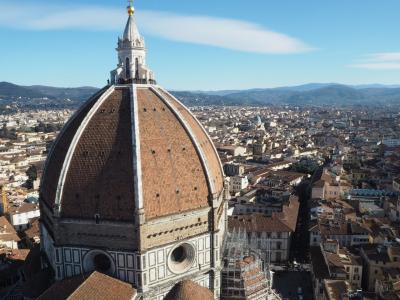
[290,180,312,264]
[273,271,314,300]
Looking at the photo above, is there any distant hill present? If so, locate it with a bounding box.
[1,82,400,110]
[272,83,338,92]
[0,82,100,111]
[195,83,400,95]
[171,91,266,106]
[29,85,99,100]
[0,82,99,101]
[0,82,48,99]
[351,84,400,89]
[211,84,400,106]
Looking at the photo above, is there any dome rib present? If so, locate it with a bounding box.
[54,86,116,215]
[136,87,211,219]
[40,86,110,210]
[155,87,225,195]
[150,86,217,195]
[131,85,143,210]
[59,86,137,221]
[41,84,224,222]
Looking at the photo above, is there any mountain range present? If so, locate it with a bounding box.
[175,83,400,107]
[0,82,98,101]
[1,81,400,110]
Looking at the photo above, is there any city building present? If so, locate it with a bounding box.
[0,216,20,249]
[221,254,269,299]
[310,244,363,300]
[1,3,400,299]
[233,193,295,217]
[393,178,400,192]
[310,217,370,248]
[229,197,299,264]
[7,202,40,231]
[224,163,245,177]
[323,280,352,300]
[360,244,400,292]
[229,175,249,195]
[220,225,270,299]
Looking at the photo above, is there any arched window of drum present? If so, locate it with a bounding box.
[135,57,139,79]
[125,57,131,78]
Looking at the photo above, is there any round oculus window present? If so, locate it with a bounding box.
[83,250,116,276]
[94,253,112,273]
[168,243,196,274]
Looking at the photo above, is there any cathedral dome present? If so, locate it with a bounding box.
[164,280,214,300]
[39,4,227,297]
[40,85,224,222]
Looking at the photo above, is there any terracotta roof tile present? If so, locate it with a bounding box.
[68,272,136,300]
[157,88,224,194]
[41,87,108,209]
[61,87,136,221]
[41,85,223,222]
[137,88,212,219]
[229,214,292,233]
[0,216,20,242]
[229,196,299,233]
[164,280,214,300]
[37,273,86,300]
[324,280,350,300]
[24,218,40,239]
[38,272,136,300]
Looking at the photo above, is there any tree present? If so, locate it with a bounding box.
[35,122,61,133]
[25,165,38,189]
[1,123,9,138]
[0,124,16,139]
[26,165,37,181]
[34,122,46,133]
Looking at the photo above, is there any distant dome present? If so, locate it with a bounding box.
[40,85,224,221]
[164,280,214,300]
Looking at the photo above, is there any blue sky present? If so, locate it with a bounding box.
[1,0,400,90]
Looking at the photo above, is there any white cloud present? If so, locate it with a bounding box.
[350,52,400,70]
[351,63,400,70]
[138,12,313,54]
[366,52,400,62]
[0,3,313,54]
[0,4,124,31]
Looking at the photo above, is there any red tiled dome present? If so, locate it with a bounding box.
[40,85,224,222]
[164,280,214,300]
